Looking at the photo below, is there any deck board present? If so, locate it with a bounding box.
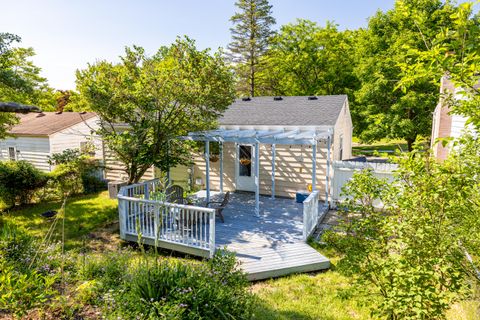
[194,191,330,280]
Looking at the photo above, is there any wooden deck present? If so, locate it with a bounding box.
[194,191,330,280]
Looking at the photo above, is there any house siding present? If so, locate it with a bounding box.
[0,136,51,171]
[184,141,333,199]
[49,116,103,159]
[103,146,155,182]
[333,99,353,160]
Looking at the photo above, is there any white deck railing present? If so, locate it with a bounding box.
[118,180,216,258]
[303,190,320,240]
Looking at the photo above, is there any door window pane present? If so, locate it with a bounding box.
[239,145,252,177]
[8,147,16,161]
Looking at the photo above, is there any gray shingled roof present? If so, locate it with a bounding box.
[219,95,347,126]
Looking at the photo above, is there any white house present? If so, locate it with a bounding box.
[0,112,102,171]
[174,95,353,200]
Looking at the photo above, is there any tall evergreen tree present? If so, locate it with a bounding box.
[228,0,276,97]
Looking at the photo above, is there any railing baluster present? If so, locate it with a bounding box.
[118,179,216,257]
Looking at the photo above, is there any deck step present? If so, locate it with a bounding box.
[233,242,330,281]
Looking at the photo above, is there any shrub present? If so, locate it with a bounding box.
[325,142,479,319]
[48,148,106,195]
[0,223,60,317]
[0,261,57,318]
[107,251,254,319]
[0,160,48,208]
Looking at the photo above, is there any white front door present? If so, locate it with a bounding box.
[236,144,256,192]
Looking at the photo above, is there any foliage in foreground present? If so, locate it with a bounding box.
[325,135,480,319]
[0,219,253,319]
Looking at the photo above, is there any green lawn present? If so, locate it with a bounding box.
[2,192,478,319]
[0,191,118,249]
[352,139,408,157]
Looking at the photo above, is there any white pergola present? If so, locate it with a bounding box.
[182,128,333,216]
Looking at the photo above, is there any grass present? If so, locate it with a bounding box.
[252,244,479,320]
[352,139,408,157]
[2,192,478,319]
[252,246,376,320]
[0,191,118,249]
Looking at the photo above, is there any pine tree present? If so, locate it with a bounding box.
[228,0,276,97]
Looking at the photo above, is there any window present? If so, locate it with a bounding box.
[8,147,16,161]
[238,145,252,177]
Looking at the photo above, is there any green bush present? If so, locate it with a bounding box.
[0,261,57,318]
[48,148,106,196]
[0,160,48,208]
[105,250,254,319]
[0,223,60,317]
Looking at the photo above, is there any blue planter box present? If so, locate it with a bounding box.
[296,191,310,203]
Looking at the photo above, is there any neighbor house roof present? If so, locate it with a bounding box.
[219,95,347,127]
[9,112,97,136]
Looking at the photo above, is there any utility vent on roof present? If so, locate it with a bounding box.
[36,112,45,118]
[273,96,283,101]
[55,111,62,115]
[79,111,87,114]
[308,96,318,100]
[241,97,251,101]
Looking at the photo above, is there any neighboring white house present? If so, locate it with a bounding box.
[431,76,475,160]
[0,112,102,171]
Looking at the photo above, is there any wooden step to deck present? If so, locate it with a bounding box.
[233,241,330,281]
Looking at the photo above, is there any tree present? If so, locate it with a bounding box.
[0,33,55,138]
[325,139,480,318]
[353,0,458,150]
[76,38,235,184]
[399,1,480,129]
[228,0,276,97]
[259,19,358,97]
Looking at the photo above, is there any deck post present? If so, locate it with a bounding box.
[254,142,260,217]
[271,144,276,199]
[219,142,224,193]
[118,196,126,239]
[209,209,216,258]
[325,135,331,206]
[312,142,317,191]
[205,141,210,203]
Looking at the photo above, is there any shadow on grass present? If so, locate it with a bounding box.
[0,191,118,249]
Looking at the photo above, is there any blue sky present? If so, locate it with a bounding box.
[1,0,394,90]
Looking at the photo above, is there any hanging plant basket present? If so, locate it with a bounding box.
[209,154,219,162]
[239,158,251,166]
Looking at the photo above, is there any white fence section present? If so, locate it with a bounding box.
[303,190,320,240]
[118,180,216,258]
[331,160,398,204]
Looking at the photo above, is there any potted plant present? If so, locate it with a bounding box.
[239,158,251,166]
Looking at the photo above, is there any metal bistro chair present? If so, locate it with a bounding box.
[165,185,185,204]
[205,191,230,223]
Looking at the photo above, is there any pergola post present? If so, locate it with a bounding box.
[312,142,317,191]
[271,144,276,199]
[205,140,210,203]
[325,136,331,206]
[219,142,224,193]
[254,142,260,217]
